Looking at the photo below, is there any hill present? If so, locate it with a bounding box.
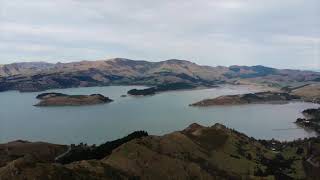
[0,62,54,77]
[1,123,319,179]
[0,58,319,92]
[290,84,320,103]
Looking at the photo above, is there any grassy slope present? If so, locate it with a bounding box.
[291,84,320,100]
[0,124,315,179]
[103,124,308,179]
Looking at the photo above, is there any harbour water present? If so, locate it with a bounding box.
[0,85,318,144]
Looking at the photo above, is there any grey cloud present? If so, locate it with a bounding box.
[0,0,319,69]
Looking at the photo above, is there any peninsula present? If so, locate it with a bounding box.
[190,92,301,106]
[296,108,320,133]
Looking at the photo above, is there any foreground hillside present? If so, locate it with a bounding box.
[1,58,319,92]
[1,123,319,180]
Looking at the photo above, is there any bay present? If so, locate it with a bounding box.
[0,85,318,144]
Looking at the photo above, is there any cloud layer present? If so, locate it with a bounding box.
[0,0,319,69]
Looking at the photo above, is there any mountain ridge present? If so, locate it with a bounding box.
[1,59,317,76]
[0,58,319,92]
[2,58,319,76]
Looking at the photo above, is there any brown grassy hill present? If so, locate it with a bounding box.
[0,62,54,77]
[0,140,67,167]
[191,92,301,106]
[1,123,315,180]
[291,84,320,103]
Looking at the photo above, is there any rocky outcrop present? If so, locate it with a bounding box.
[191,92,301,106]
[35,93,113,106]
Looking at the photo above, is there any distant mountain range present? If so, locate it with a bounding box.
[0,58,319,92]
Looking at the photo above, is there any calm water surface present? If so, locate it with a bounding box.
[0,85,318,144]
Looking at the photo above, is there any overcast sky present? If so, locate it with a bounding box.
[0,0,319,69]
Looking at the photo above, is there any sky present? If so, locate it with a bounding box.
[0,0,319,69]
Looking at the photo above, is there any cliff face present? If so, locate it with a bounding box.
[0,123,315,180]
[1,58,319,92]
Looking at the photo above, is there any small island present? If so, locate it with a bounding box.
[190,92,301,106]
[35,93,113,106]
[127,82,197,96]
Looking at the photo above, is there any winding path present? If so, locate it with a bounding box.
[55,145,71,162]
